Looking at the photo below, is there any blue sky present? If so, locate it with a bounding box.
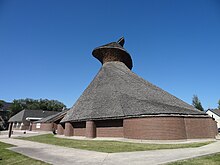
[0,0,220,109]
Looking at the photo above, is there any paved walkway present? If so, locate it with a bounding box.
[56,134,218,144]
[0,135,220,165]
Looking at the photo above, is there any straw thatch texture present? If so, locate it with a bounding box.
[61,61,206,123]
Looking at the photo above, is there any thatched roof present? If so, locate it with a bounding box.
[61,62,206,122]
[92,37,133,69]
[35,110,68,123]
[61,38,207,123]
[9,110,59,122]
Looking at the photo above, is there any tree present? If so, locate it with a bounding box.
[192,95,204,111]
[218,99,220,109]
[0,100,4,109]
[9,100,24,117]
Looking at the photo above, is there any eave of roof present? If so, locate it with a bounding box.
[35,110,68,123]
[206,109,220,117]
[8,109,59,122]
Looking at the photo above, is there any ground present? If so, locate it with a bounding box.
[0,130,220,165]
[0,141,49,165]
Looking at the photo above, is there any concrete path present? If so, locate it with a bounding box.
[0,130,49,138]
[0,137,220,165]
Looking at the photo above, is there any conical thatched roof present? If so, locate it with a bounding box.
[61,38,206,123]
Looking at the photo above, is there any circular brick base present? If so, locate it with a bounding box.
[62,116,217,140]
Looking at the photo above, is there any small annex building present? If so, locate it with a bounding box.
[32,110,68,132]
[206,109,220,130]
[8,109,58,131]
[59,37,217,140]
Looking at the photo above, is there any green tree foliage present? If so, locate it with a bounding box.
[9,100,26,117]
[0,100,5,109]
[218,99,220,109]
[192,95,204,111]
[9,98,66,117]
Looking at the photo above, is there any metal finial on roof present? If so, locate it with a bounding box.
[92,37,133,70]
[117,37,125,47]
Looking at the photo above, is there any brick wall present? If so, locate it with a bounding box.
[64,122,74,136]
[124,116,217,140]
[64,120,123,137]
[96,127,124,137]
[185,117,217,139]
[57,123,65,135]
[96,120,123,137]
[86,121,96,138]
[74,128,86,136]
[73,122,86,136]
[32,123,54,131]
[124,117,187,140]
[62,116,217,140]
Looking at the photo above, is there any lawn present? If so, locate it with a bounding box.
[167,152,220,165]
[18,134,214,153]
[0,141,49,165]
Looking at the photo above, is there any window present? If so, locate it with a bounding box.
[36,123,41,128]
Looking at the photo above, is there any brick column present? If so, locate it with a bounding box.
[64,122,74,136]
[86,121,96,138]
[57,124,64,135]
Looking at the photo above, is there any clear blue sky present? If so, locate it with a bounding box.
[0,0,220,109]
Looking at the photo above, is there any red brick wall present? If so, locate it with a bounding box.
[64,122,74,136]
[124,117,187,140]
[96,120,123,137]
[124,116,217,140]
[185,117,218,139]
[57,123,65,135]
[96,127,124,137]
[53,123,57,130]
[63,117,217,140]
[32,123,54,131]
[32,123,37,131]
[65,120,124,137]
[86,121,96,138]
[74,128,86,136]
[73,122,86,136]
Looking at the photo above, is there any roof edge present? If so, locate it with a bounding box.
[60,113,209,123]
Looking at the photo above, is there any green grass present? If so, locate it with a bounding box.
[167,153,220,165]
[18,134,214,153]
[0,141,49,165]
